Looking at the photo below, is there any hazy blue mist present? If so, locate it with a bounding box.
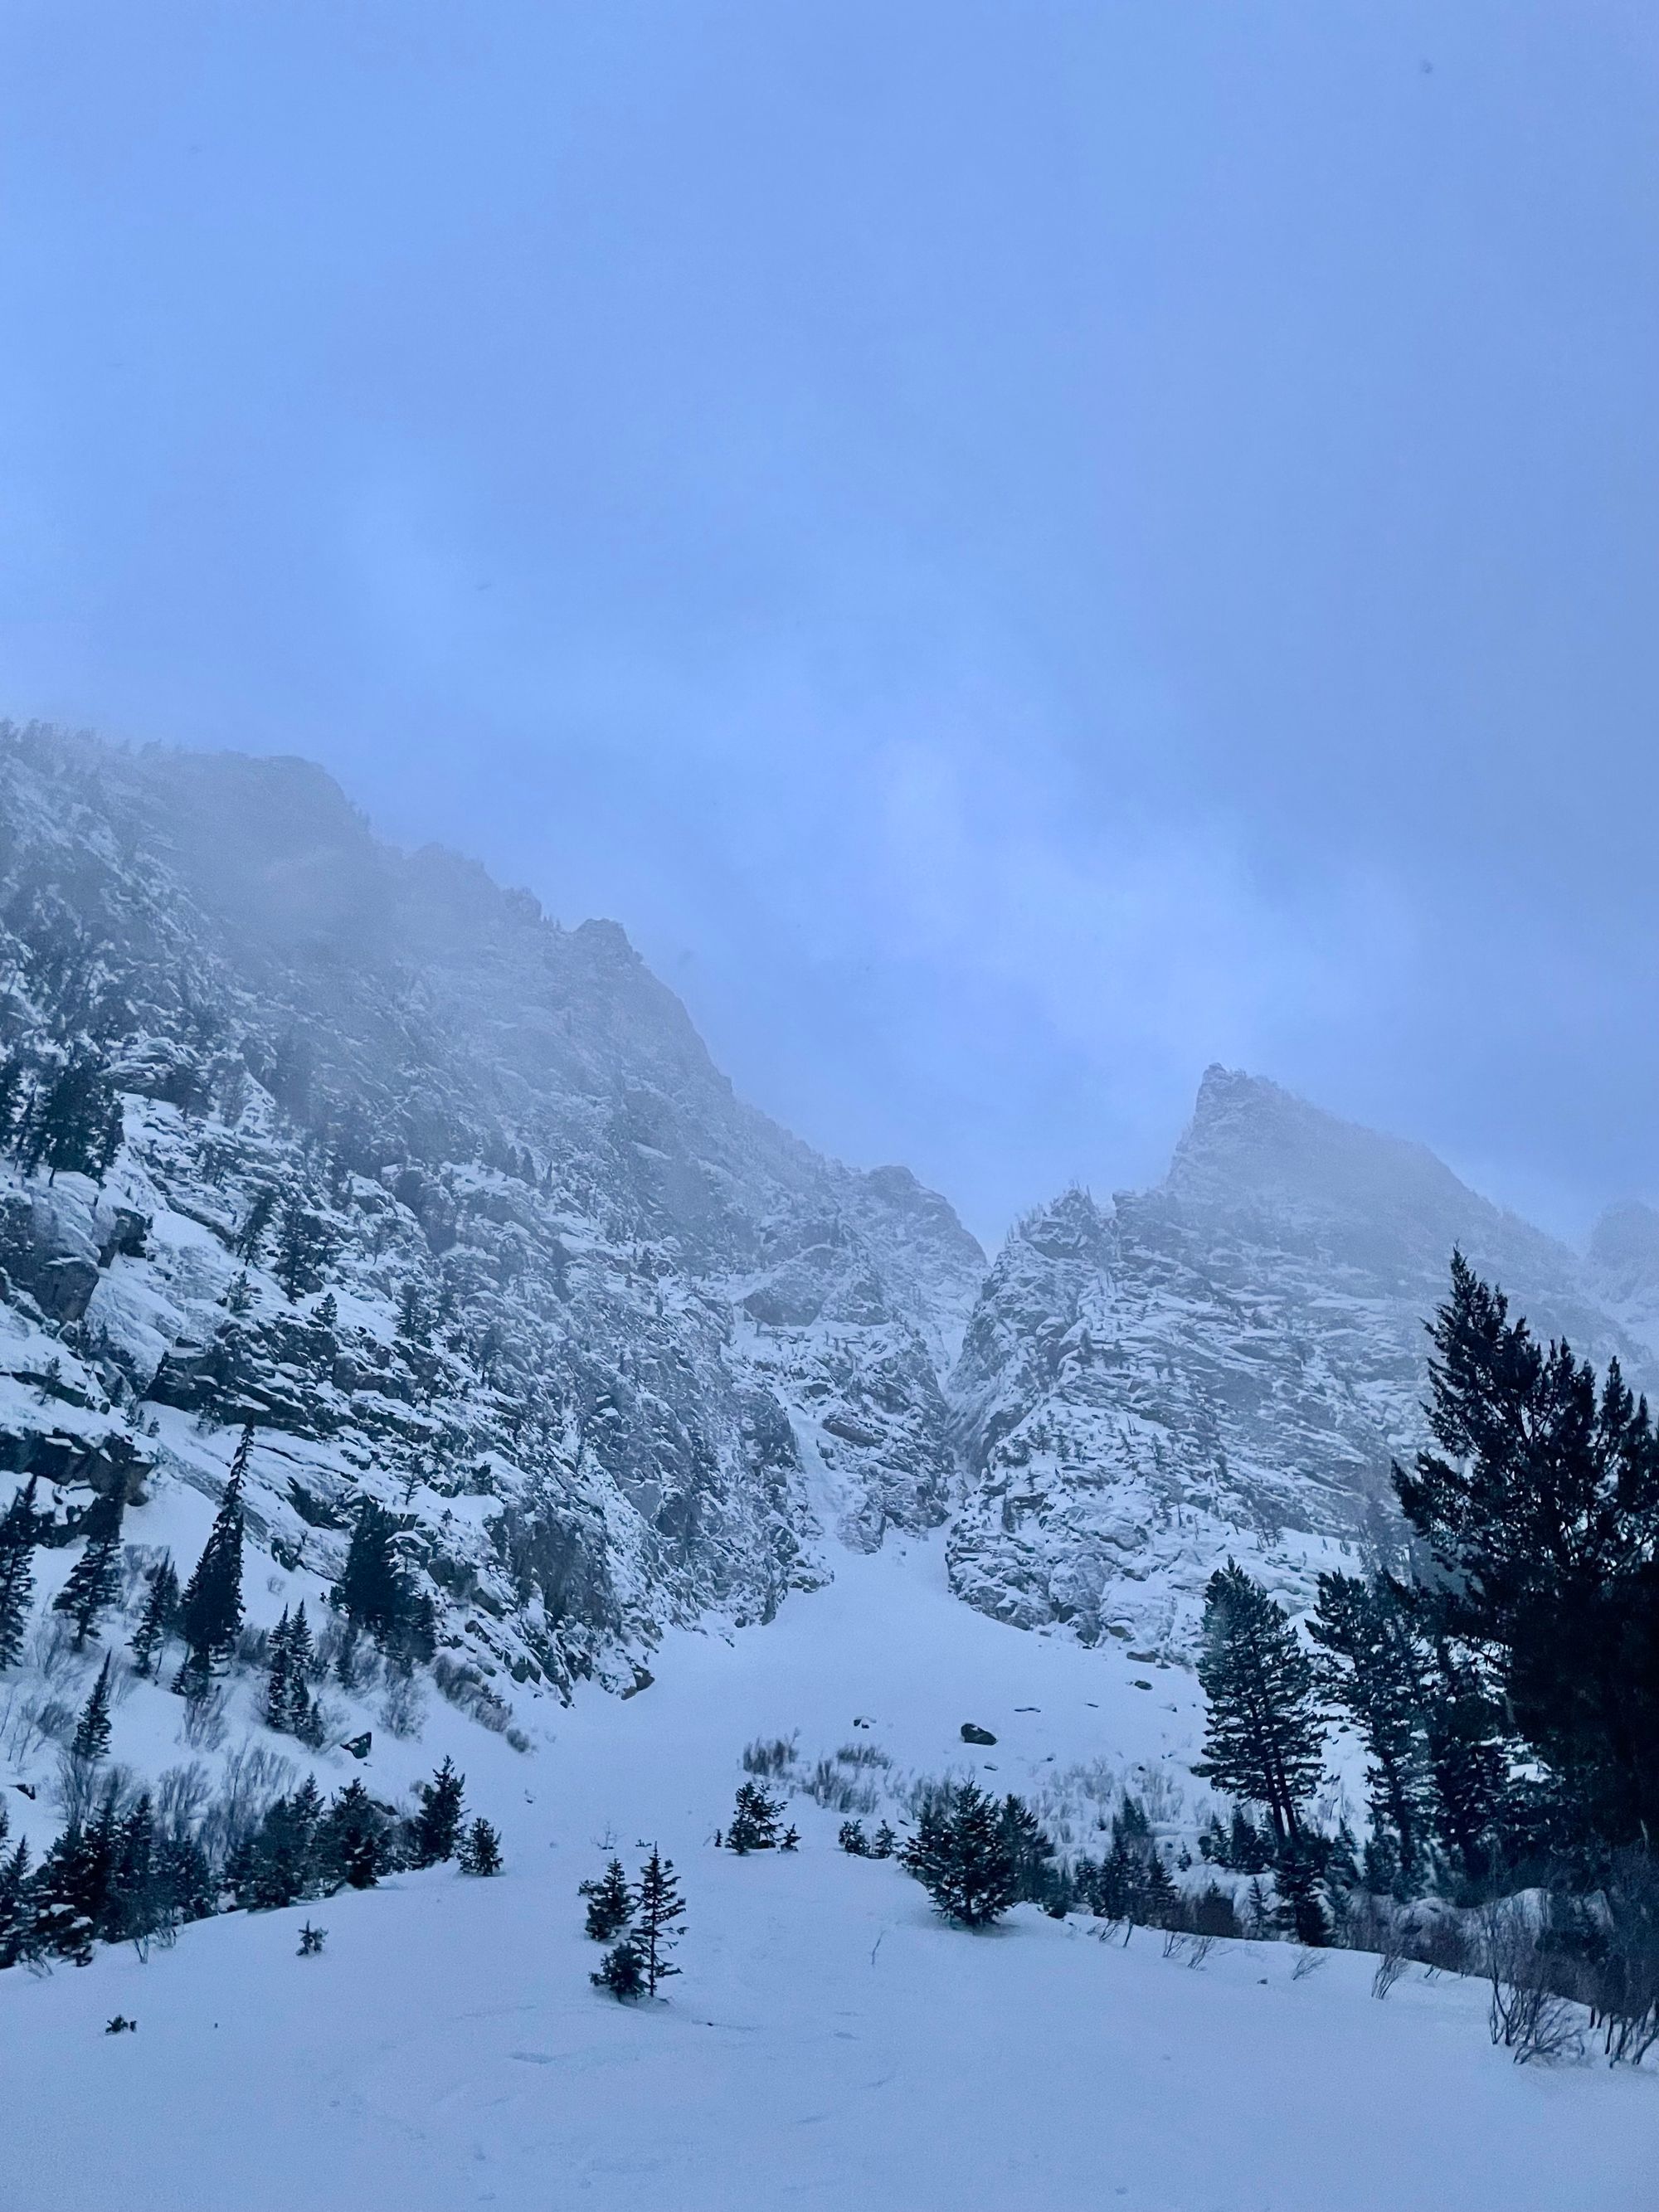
[2,2,1655,1242]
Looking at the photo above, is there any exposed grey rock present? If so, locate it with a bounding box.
[0,722,980,1699]
[946,1067,1655,1655]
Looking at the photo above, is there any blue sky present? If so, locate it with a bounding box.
[2,2,1656,1243]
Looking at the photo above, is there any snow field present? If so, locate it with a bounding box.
[1,1537,1652,2211]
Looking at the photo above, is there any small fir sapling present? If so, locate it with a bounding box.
[580,1859,634,1941]
[458,1817,503,1875]
[632,1847,685,1996]
[411,1757,467,1865]
[871,1823,898,1859]
[838,1820,869,1855]
[297,1922,327,1957]
[726,1781,784,1855]
[591,1934,647,2002]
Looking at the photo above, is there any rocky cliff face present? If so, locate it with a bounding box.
[946,1066,1653,1655]
[3,722,1651,1721]
[0,724,981,1705]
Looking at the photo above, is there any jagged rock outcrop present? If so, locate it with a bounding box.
[946,1066,1655,1655]
[0,723,981,1700]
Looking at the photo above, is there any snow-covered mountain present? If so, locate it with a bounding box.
[946,1065,1657,1654]
[0,723,981,1725]
[4,719,1654,1738]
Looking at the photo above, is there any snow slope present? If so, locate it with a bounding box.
[2,1538,1650,2212]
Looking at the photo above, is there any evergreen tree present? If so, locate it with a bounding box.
[1194,1560,1326,1845]
[1420,1640,1514,1885]
[337,1498,432,1661]
[109,1794,158,1945]
[591,1934,646,2001]
[1310,1571,1434,1889]
[1224,1805,1272,1873]
[579,1858,634,1941]
[154,1828,216,1925]
[262,1607,296,1731]
[34,1789,121,1962]
[1141,1850,1181,1928]
[20,1046,122,1184]
[458,1818,503,1876]
[70,1652,114,1765]
[838,1820,870,1855]
[175,1427,250,1689]
[54,1488,125,1650]
[236,1781,324,1910]
[317,1780,392,1891]
[631,1847,684,1996]
[235,1187,276,1262]
[0,1837,33,1968]
[901,1782,1020,1928]
[411,1757,466,1866]
[260,1604,318,1738]
[1395,1254,1659,1855]
[998,1793,1058,1906]
[1272,1835,1332,1946]
[725,1781,784,1854]
[272,1195,335,1301]
[0,1477,39,1670]
[129,1552,178,1678]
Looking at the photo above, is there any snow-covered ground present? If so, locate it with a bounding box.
[2,1538,1652,2210]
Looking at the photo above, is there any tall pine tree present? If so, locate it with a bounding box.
[54,1488,125,1650]
[176,1427,250,1690]
[129,1552,178,1677]
[1309,1571,1433,1889]
[0,1477,40,1670]
[1395,1253,1659,1857]
[70,1652,114,1765]
[1194,1560,1326,1845]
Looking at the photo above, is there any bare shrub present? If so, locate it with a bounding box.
[197,1740,298,1865]
[154,1762,211,1836]
[800,1756,878,1815]
[378,1673,427,1740]
[2,1689,75,1765]
[181,1685,228,1750]
[742,1734,798,1777]
[431,1653,513,1733]
[1372,1950,1408,2000]
[504,1725,532,1754]
[1481,1899,1584,2065]
[1292,1947,1325,1981]
[1185,1932,1217,1968]
[1588,1852,1659,2067]
[834,1741,891,1771]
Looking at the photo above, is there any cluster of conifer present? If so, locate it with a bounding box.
[1187,1256,1659,1994]
[0,1040,123,1185]
[0,1756,502,1974]
[715,1781,799,1854]
[582,1850,686,2001]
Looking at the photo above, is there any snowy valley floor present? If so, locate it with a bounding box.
[2,1538,1652,2212]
